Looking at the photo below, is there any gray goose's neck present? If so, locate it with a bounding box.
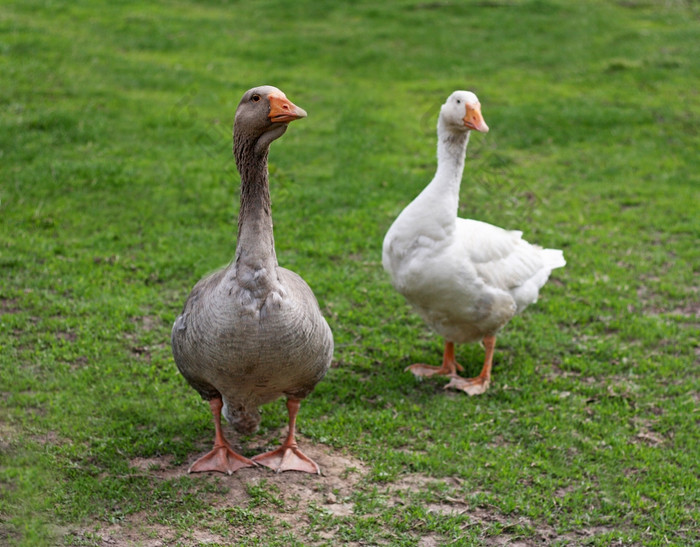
[233,134,277,271]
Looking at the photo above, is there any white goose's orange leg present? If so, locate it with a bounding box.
[445,335,495,396]
[189,397,257,475]
[253,398,321,474]
[405,341,464,378]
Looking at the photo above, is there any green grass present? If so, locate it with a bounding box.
[1,0,698,545]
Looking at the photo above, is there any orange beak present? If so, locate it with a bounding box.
[464,103,489,133]
[268,93,307,123]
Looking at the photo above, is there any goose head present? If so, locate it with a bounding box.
[234,85,307,156]
[439,90,489,134]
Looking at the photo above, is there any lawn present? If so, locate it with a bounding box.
[1,0,698,545]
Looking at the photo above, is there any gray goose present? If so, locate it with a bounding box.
[172,86,333,474]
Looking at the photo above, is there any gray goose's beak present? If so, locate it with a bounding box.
[268,93,307,123]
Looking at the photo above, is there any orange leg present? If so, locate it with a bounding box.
[445,335,495,396]
[405,341,464,377]
[189,398,257,475]
[252,398,320,475]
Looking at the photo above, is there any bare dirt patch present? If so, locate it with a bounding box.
[70,437,368,546]
[207,438,368,516]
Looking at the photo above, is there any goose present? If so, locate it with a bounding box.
[172,86,333,474]
[382,90,565,395]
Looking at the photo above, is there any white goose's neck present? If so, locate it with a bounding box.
[424,119,471,218]
[436,122,470,181]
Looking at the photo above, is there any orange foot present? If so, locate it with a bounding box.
[189,397,257,475]
[253,398,321,474]
[253,444,320,475]
[405,341,464,378]
[444,335,496,396]
[189,444,257,475]
[444,374,490,396]
[405,362,463,377]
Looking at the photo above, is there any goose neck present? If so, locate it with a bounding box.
[435,120,470,186]
[233,138,277,269]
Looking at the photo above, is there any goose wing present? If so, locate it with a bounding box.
[457,218,564,311]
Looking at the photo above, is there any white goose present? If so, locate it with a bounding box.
[382,90,565,395]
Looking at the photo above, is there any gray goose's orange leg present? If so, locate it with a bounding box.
[253,398,320,474]
[189,397,257,475]
[405,341,465,377]
[445,335,495,396]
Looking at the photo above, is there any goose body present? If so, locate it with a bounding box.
[172,86,333,473]
[382,90,565,395]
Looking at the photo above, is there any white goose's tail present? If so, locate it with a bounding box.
[511,247,566,314]
[541,248,566,270]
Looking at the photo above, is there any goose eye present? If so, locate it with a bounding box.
[251,94,261,102]
[456,99,461,104]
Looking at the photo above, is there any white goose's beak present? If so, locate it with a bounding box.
[464,103,489,133]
